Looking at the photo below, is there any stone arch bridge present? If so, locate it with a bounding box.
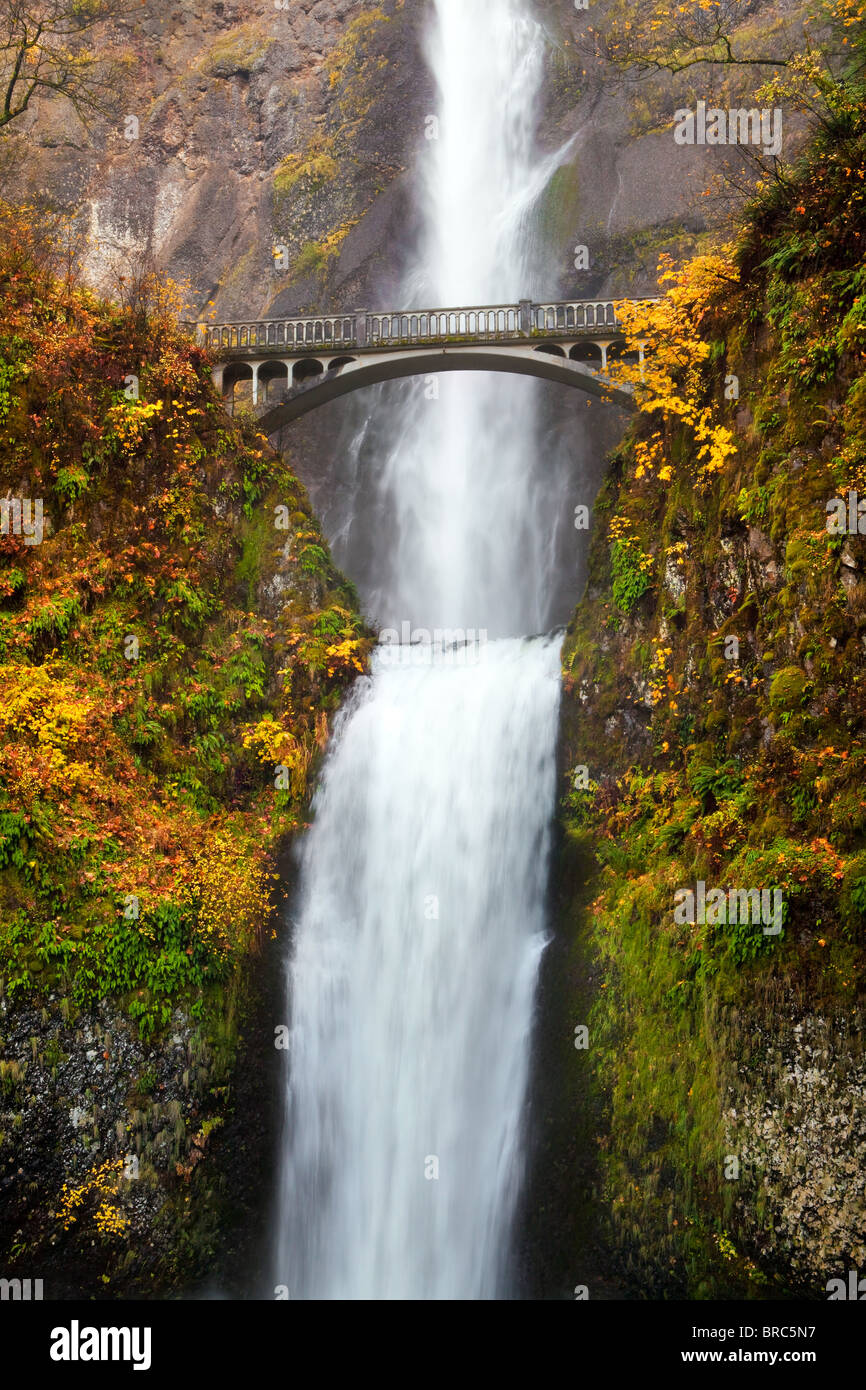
[194,297,651,431]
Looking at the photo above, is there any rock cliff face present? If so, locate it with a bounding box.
[726,1008,866,1285]
[2,0,776,316]
[3,0,429,319]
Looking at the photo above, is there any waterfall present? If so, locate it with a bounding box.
[276,0,568,1299]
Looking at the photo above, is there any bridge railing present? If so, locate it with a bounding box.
[193,298,645,356]
[532,300,619,332]
[199,315,359,353]
[367,303,519,344]
[364,301,620,341]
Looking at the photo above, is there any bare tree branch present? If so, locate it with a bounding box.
[0,0,124,132]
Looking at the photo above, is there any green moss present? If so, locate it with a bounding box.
[274,150,339,197]
[768,666,807,709]
[290,241,329,281]
[538,162,581,249]
[198,26,275,78]
[325,6,390,125]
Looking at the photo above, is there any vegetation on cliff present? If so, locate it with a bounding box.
[0,206,371,1033]
[561,44,866,1296]
[0,205,371,1283]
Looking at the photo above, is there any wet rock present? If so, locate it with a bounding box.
[664,556,686,603]
[725,1011,866,1284]
[748,526,774,563]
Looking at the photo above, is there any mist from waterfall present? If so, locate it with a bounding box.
[275,0,569,1298]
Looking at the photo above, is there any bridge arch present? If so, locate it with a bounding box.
[222,361,254,410]
[293,358,325,384]
[570,342,603,365]
[606,340,641,366]
[257,361,289,405]
[248,344,634,432]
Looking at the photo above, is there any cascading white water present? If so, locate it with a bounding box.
[278,637,562,1299]
[277,0,569,1298]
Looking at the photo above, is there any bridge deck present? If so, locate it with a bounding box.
[192,297,650,358]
